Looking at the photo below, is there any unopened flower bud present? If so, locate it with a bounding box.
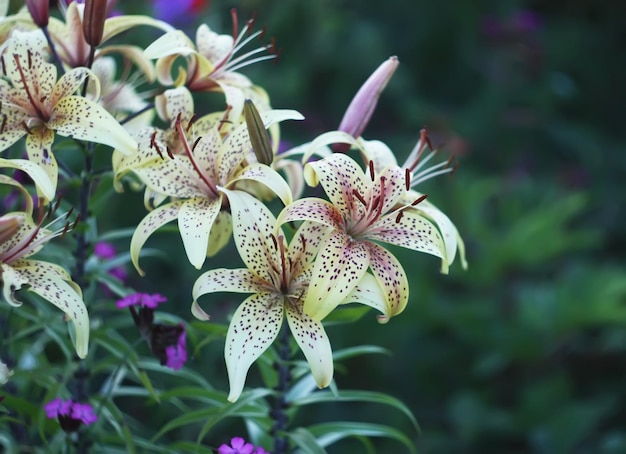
[335,56,399,152]
[25,0,50,28]
[83,0,108,47]
[244,99,274,166]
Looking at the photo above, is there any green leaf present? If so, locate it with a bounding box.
[308,421,417,453]
[287,427,326,454]
[291,390,419,432]
[332,345,390,362]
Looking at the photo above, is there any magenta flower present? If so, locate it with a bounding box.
[165,329,187,371]
[70,403,98,425]
[218,437,255,454]
[115,293,167,309]
[44,398,98,432]
[44,398,72,418]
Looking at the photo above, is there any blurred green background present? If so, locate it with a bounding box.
[102,0,626,452]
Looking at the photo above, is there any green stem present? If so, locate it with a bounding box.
[271,323,292,454]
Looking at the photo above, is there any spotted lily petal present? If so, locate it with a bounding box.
[178,197,221,269]
[1,264,28,307]
[370,209,448,272]
[341,273,390,322]
[130,200,184,275]
[207,211,232,257]
[225,293,283,402]
[0,157,55,202]
[221,188,280,283]
[367,242,409,317]
[193,268,266,298]
[49,96,137,155]
[11,259,89,358]
[229,163,293,206]
[303,230,370,321]
[277,198,343,230]
[24,128,57,197]
[285,303,333,389]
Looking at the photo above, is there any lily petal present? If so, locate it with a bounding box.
[303,230,370,321]
[285,303,333,389]
[277,198,343,231]
[1,263,28,307]
[221,188,281,284]
[230,163,293,206]
[225,293,283,402]
[12,260,89,358]
[207,211,233,257]
[193,268,266,299]
[49,96,137,155]
[178,197,221,269]
[25,128,58,197]
[367,241,409,317]
[370,210,447,272]
[0,157,55,202]
[130,200,183,275]
[304,153,369,217]
[342,272,390,321]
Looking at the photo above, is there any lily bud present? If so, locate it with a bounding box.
[0,214,24,245]
[335,56,399,152]
[25,0,50,28]
[244,99,274,165]
[83,0,108,47]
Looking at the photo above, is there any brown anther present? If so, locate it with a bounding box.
[218,106,233,132]
[420,128,432,150]
[61,221,70,238]
[27,50,33,69]
[66,206,74,219]
[395,211,404,223]
[165,146,174,159]
[153,142,164,159]
[149,130,158,147]
[368,160,375,181]
[269,233,278,250]
[444,155,455,168]
[352,189,367,206]
[274,48,282,64]
[259,25,267,41]
[21,121,32,135]
[1,115,7,134]
[52,196,62,213]
[299,234,307,252]
[1,55,6,76]
[451,161,460,176]
[186,114,197,132]
[411,194,428,206]
[247,13,257,32]
[71,217,80,230]
[405,168,411,190]
[191,137,202,152]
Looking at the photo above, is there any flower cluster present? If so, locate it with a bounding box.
[44,398,98,432]
[0,0,465,406]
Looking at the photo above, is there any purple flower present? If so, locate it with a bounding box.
[44,398,98,432]
[71,403,98,425]
[94,242,116,259]
[116,293,167,309]
[165,327,187,371]
[218,437,255,454]
[153,0,208,25]
[44,398,72,418]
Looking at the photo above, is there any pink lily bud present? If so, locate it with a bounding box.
[25,0,50,27]
[335,56,399,152]
[83,0,108,47]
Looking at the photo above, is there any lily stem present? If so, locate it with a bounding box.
[271,323,292,454]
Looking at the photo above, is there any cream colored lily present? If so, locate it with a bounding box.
[0,176,88,358]
[192,189,387,401]
[0,30,137,196]
[144,12,273,121]
[129,107,303,273]
[278,147,449,321]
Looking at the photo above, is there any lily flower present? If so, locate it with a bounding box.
[129,107,303,272]
[278,146,449,321]
[0,30,137,195]
[144,9,275,121]
[0,178,89,358]
[192,189,386,401]
[47,1,172,71]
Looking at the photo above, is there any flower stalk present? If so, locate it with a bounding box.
[271,323,292,454]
